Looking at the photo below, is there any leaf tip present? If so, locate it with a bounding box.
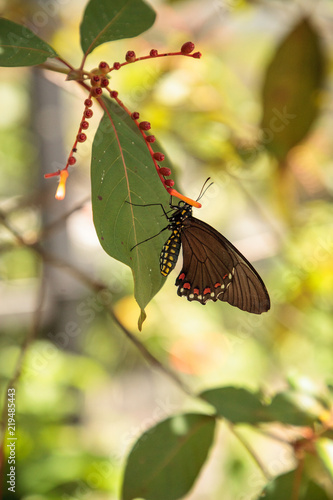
[138,308,147,331]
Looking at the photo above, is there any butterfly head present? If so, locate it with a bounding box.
[169,199,192,220]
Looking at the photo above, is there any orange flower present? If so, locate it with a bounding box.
[55,170,69,200]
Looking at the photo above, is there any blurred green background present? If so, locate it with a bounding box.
[0,0,332,498]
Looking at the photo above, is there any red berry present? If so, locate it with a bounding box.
[131,112,140,120]
[77,133,87,143]
[113,62,121,70]
[139,121,151,130]
[84,98,93,107]
[81,120,89,130]
[181,41,195,54]
[91,75,101,86]
[126,50,136,62]
[68,156,76,165]
[99,61,110,73]
[146,135,155,143]
[100,77,109,87]
[159,167,171,176]
[110,90,118,98]
[150,49,158,57]
[192,52,202,59]
[165,179,175,187]
[153,152,165,161]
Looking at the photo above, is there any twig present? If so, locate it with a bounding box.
[39,196,90,239]
[0,209,192,395]
[34,245,193,396]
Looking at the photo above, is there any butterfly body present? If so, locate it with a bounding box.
[160,201,270,314]
[160,205,192,277]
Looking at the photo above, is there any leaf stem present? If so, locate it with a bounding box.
[227,422,272,480]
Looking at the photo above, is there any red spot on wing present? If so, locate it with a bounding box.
[179,273,186,281]
[184,282,191,289]
[193,288,199,295]
[214,282,221,288]
[223,274,228,280]
[203,287,211,295]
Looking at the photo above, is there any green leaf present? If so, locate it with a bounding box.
[91,98,170,318]
[0,18,57,66]
[121,413,216,500]
[200,387,272,424]
[260,18,326,162]
[200,387,319,426]
[267,391,318,426]
[259,470,330,500]
[316,438,333,480]
[80,0,156,57]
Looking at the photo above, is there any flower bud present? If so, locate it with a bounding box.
[153,152,165,161]
[91,75,101,86]
[126,50,136,62]
[146,135,155,143]
[99,61,110,73]
[139,121,151,131]
[100,77,109,87]
[181,41,195,54]
[68,156,76,166]
[84,109,93,119]
[77,133,87,143]
[92,87,102,97]
[159,167,171,176]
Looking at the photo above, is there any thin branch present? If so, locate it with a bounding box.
[0,210,192,395]
[34,244,193,396]
[39,196,90,239]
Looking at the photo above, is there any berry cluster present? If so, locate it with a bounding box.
[45,41,202,207]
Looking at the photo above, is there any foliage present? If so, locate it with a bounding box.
[0,0,332,499]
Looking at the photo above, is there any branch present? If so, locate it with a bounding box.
[0,208,192,395]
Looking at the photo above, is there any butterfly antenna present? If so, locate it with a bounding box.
[197,177,213,201]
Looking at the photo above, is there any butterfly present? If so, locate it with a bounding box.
[131,181,270,314]
[159,198,270,313]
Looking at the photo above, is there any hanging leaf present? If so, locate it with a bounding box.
[259,470,330,500]
[260,18,326,162]
[91,98,170,324]
[80,0,156,57]
[267,391,319,426]
[0,18,57,66]
[121,413,216,500]
[200,387,319,426]
[200,386,272,424]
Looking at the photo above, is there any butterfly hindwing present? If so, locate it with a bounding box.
[175,217,270,314]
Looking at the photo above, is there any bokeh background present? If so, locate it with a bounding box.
[0,0,333,498]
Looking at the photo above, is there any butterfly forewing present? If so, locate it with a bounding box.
[175,217,270,314]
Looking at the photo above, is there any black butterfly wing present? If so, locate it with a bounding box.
[175,217,270,314]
